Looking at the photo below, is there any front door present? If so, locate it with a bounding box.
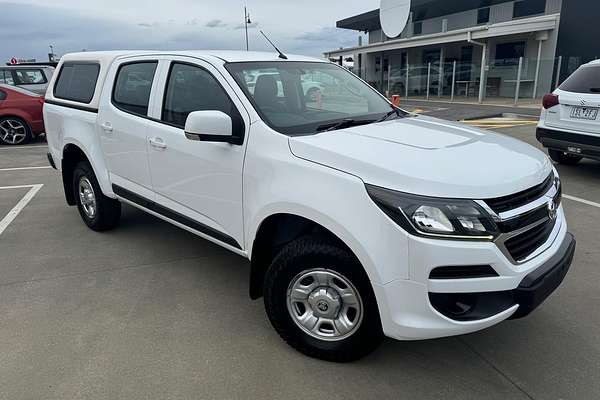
[98,58,160,198]
[145,58,249,249]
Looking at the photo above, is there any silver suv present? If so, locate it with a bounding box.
[0,65,55,95]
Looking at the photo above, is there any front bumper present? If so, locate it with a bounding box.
[537,127,600,160]
[373,207,575,340]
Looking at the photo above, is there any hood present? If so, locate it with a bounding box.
[289,115,552,199]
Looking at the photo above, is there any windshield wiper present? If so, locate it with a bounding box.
[316,118,376,132]
[377,106,404,123]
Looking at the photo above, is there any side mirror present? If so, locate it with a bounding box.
[184,110,236,143]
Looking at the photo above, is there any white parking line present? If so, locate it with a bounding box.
[0,184,43,236]
[563,194,600,209]
[0,166,52,172]
[0,145,47,150]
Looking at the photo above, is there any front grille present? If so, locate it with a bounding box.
[485,174,554,214]
[504,219,556,261]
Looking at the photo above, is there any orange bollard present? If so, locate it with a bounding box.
[391,95,401,107]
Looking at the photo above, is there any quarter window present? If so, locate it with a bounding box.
[162,63,243,133]
[54,63,100,103]
[113,62,158,116]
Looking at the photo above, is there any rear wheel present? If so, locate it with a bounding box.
[264,236,383,362]
[73,161,121,231]
[0,117,31,145]
[548,149,583,165]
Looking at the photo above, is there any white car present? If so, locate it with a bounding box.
[538,60,600,164]
[44,51,575,362]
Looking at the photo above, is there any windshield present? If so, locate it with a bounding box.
[225,61,405,135]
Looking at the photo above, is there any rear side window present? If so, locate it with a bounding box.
[162,62,241,129]
[14,69,46,85]
[113,62,158,116]
[54,63,100,103]
[559,65,600,94]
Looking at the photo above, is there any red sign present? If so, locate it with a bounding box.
[10,57,18,65]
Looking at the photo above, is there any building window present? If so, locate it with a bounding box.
[477,7,490,24]
[513,0,546,18]
[413,21,422,35]
[495,41,526,66]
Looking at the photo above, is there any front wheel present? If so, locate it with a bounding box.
[73,161,121,231]
[548,149,583,165]
[264,237,383,362]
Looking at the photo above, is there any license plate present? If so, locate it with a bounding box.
[570,106,599,120]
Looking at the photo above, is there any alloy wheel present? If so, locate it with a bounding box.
[0,119,27,145]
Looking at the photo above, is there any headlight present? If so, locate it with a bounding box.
[365,184,499,240]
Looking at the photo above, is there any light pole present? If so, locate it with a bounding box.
[244,6,251,51]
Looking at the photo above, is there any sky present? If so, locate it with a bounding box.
[0,0,376,63]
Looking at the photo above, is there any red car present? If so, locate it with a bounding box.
[0,84,45,145]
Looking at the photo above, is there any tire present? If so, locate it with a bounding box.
[548,149,583,165]
[264,236,383,362]
[0,117,32,145]
[72,161,121,231]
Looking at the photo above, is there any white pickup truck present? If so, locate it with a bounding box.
[44,51,575,362]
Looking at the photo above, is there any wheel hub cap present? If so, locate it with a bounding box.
[287,269,363,341]
[78,178,97,218]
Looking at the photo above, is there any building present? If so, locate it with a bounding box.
[325,0,598,102]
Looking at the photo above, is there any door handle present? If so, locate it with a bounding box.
[149,137,167,150]
[100,122,113,133]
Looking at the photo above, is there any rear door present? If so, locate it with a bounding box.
[98,56,160,198]
[546,64,600,135]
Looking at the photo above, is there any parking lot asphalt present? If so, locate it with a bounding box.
[1,121,599,399]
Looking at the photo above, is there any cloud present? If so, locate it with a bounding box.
[138,22,159,28]
[205,19,227,28]
[0,2,365,61]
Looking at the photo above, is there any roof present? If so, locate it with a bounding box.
[60,50,326,64]
[337,0,514,32]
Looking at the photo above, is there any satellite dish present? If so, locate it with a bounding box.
[380,0,411,38]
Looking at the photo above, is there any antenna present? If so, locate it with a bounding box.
[259,30,288,60]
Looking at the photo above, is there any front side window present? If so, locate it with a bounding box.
[14,69,46,85]
[112,62,158,116]
[559,65,600,94]
[226,61,404,136]
[54,63,100,103]
[162,63,242,132]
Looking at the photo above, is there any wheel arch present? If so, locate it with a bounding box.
[61,141,112,206]
[248,211,376,300]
